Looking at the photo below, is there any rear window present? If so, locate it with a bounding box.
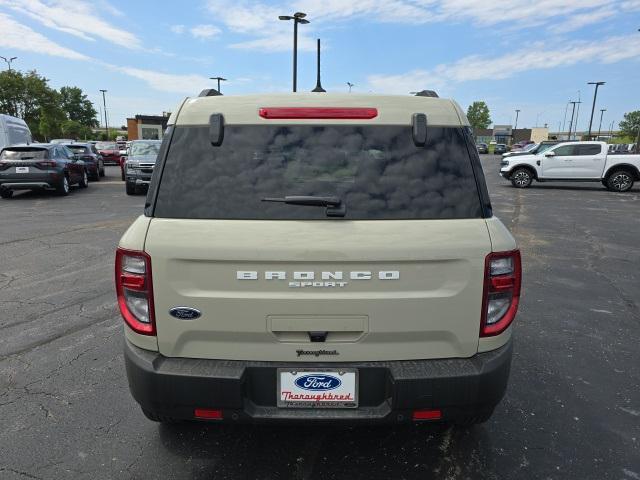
[153,125,484,220]
[130,142,161,156]
[576,144,601,155]
[96,142,116,150]
[1,148,47,160]
[67,145,89,154]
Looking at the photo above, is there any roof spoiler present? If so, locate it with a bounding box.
[414,90,439,98]
[199,88,222,97]
[412,113,427,146]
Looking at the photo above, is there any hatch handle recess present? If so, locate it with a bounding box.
[308,331,328,343]
[209,113,224,146]
[412,113,427,146]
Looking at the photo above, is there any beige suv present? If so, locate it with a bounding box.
[116,93,521,425]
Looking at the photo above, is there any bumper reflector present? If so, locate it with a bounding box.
[194,408,223,420]
[412,409,442,421]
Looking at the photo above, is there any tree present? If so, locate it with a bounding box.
[467,101,492,130]
[618,111,640,138]
[0,69,97,141]
[60,86,98,128]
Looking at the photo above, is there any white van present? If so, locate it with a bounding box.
[0,114,32,151]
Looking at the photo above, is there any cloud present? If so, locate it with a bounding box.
[0,0,142,49]
[0,12,89,60]
[205,0,625,52]
[109,65,210,95]
[367,34,640,94]
[548,6,616,33]
[190,24,222,39]
[170,24,185,34]
[206,0,317,52]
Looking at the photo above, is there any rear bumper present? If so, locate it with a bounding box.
[0,174,61,190]
[124,338,513,424]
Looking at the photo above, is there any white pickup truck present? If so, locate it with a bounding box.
[500,141,640,192]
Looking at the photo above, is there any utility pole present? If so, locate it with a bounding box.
[597,108,606,139]
[587,81,605,139]
[210,76,226,93]
[279,12,310,92]
[99,89,109,140]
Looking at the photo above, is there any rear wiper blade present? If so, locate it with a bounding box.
[261,196,346,217]
[262,195,341,207]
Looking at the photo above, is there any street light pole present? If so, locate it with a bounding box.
[209,76,227,93]
[99,89,109,140]
[514,109,520,130]
[561,102,569,137]
[587,81,605,139]
[568,101,581,141]
[0,56,17,71]
[279,12,309,92]
[597,108,606,139]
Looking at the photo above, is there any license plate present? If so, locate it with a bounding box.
[16,166,29,173]
[277,369,358,408]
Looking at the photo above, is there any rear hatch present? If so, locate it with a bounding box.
[0,147,51,178]
[145,118,492,362]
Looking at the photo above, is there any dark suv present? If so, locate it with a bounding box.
[0,144,88,198]
[124,140,162,195]
[65,143,105,180]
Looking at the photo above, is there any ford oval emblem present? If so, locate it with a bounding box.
[294,374,342,391]
[169,307,201,320]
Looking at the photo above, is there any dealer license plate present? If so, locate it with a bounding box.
[16,166,29,173]
[277,369,358,408]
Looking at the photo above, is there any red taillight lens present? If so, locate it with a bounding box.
[115,248,155,335]
[259,107,378,119]
[194,408,223,420]
[480,250,521,337]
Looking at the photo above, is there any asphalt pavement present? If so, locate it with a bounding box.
[0,162,638,480]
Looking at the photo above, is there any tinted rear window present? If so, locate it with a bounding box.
[153,125,483,220]
[1,148,47,160]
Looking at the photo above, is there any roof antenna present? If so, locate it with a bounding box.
[312,38,326,93]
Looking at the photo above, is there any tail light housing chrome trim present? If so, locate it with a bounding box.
[480,250,521,337]
[115,247,156,336]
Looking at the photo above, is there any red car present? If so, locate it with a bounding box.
[96,142,121,165]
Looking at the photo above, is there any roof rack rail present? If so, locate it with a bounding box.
[199,88,222,97]
[414,90,439,98]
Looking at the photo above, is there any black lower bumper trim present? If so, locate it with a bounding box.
[124,339,512,424]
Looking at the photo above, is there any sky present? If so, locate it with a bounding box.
[0,0,639,132]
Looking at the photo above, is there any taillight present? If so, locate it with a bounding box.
[36,161,58,168]
[480,250,521,337]
[0,161,9,170]
[115,248,155,335]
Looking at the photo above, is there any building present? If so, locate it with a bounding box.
[126,113,171,141]
[473,126,549,145]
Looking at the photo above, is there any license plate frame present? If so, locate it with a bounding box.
[277,369,358,409]
[16,166,29,173]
